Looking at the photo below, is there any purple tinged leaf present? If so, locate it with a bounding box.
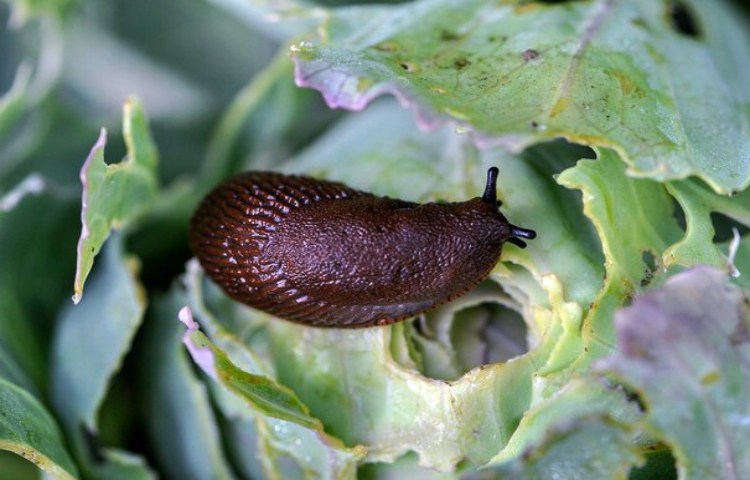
[178,307,326,430]
[73,98,159,304]
[598,266,750,480]
[179,307,219,380]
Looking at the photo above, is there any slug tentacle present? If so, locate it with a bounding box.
[482,167,499,204]
[511,225,537,239]
[506,224,537,249]
[189,168,537,328]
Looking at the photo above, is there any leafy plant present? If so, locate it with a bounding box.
[1,0,749,478]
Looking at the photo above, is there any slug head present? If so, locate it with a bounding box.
[481,167,536,248]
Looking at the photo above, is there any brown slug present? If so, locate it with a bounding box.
[189,167,536,328]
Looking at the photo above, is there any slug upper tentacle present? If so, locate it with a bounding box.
[189,168,536,328]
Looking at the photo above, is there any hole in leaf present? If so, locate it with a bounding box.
[521,138,596,174]
[711,212,749,243]
[641,250,658,287]
[602,377,646,411]
[521,139,603,266]
[672,199,687,232]
[398,61,418,73]
[629,445,678,480]
[411,314,427,337]
[666,0,702,38]
[621,385,647,413]
[406,293,531,381]
[641,250,657,271]
[450,302,529,372]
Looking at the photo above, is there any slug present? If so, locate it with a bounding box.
[189,168,536,328]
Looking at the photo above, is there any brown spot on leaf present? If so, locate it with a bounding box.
[454,57,471,70]
[398,61,418,73]
[523,49,540,61]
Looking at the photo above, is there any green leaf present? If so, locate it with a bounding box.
[0,377,78,480]
[178,304,366,479]
[486,416,640,480]
[0,450,40,479]
[182,263,367,480]
[358,452,458,480]
[489,378,642,466]
[51,232,154,478]
[262,320,552,470]
[179,307,324,431]
[189,263,557,473]
[599,266,750,479]
[1,23,63,168]
[203,0,324,42]
[52,233,146,431]
[0,174,45,212]
[731,235,750,292]
[253,418,363,480]
[7,0,78,23]
[292,0,750,193]
[139,293,237,480]
[0,291,39,400]
[73,97,158,304]
[0,66,30,145]
[664,178,750,270]
[557,149,683,359]
[0,178,79,394]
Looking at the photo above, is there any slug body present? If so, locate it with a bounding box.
[189,168,536,328]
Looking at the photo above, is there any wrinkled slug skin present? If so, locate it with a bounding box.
[188,170,535,328]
